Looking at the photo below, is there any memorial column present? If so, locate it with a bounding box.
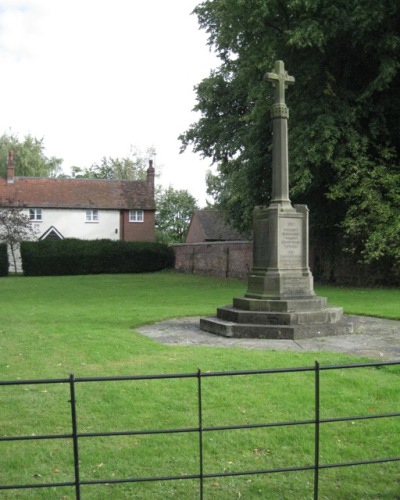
[265,60,295,208]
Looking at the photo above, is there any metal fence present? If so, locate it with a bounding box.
[1,360,399,499]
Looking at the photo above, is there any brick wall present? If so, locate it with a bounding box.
[171,241,253,279]
[121,210,155,242]
[172,241,400,286]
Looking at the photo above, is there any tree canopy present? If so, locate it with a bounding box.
[0,132,62,178]
[181,0,400,271]
[71,146,156,181]
[155,187,199,243]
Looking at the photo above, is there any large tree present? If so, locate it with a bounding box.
[0,132,62,178]
[180,0,400,271]
[155,187,199,243]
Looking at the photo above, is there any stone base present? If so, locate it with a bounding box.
[200,296,353,340]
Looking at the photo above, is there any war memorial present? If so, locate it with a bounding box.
[200,61,353,339]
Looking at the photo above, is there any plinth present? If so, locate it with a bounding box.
[247,204,314,299]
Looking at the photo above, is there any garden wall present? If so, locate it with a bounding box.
[171,241,399,286]
[171,241,252,279]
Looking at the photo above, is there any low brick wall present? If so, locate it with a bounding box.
[171,241,253,279]
[171,241,399,286]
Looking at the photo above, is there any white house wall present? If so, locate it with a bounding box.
[5,208,120,273]
[27,208,120,240]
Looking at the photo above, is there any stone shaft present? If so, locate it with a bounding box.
[265,60,295,208]
[271,116,290,206]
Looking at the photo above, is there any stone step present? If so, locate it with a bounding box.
[200,316,353,340]
[200,317,295,339]
[233,296,328,312]
[217,306,344,326]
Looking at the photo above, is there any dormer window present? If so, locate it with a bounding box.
[86,210,99,222]
[29,209,42,221]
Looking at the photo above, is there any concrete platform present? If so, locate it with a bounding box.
[136,315,400,361]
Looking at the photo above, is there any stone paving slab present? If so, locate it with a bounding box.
[136,315,400,361]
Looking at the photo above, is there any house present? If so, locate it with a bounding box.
[0,151,156,243]
[185,209,249,243]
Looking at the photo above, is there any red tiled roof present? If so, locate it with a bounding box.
[0,177,155,210]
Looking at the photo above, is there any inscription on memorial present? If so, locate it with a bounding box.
[282,276,309,293]
[279,218,302,268]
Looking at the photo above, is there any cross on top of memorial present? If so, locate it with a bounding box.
[264,60,295,206]
[265,60,295,105]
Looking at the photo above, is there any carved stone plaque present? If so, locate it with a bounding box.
[279,218,302,268]
[281,276,309,294]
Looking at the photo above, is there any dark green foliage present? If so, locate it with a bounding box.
[181,0,400,278]
[0,243,8,277]
[20,239,175,276]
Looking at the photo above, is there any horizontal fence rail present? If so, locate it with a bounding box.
[1,360,399,499]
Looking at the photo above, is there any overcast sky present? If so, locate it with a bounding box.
[0,0,218,204]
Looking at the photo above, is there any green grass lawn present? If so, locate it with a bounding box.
[0,272,399,499]
[316,284,400,320]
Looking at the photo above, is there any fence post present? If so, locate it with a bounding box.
[69,373,81,500]
[197,369,204,500]
[314,361,320,500]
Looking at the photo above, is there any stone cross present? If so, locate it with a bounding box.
[265,60,295,207]
[265,60,295,105]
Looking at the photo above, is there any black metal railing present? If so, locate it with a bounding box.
[1,360,399,499]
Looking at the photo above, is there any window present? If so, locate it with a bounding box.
[86,210,99,222]
[29,209,42,221]
[129,210,144,222]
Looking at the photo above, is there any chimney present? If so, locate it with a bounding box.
[7,151,14,184]
[146,159,155,200]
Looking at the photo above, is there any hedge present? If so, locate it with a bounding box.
[0,243,8,277]
[20,239,175,276]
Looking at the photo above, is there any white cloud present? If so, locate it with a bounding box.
[0,0,218,204]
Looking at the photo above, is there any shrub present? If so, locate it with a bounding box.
[0,243,8,277]
[20,239,175,276]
